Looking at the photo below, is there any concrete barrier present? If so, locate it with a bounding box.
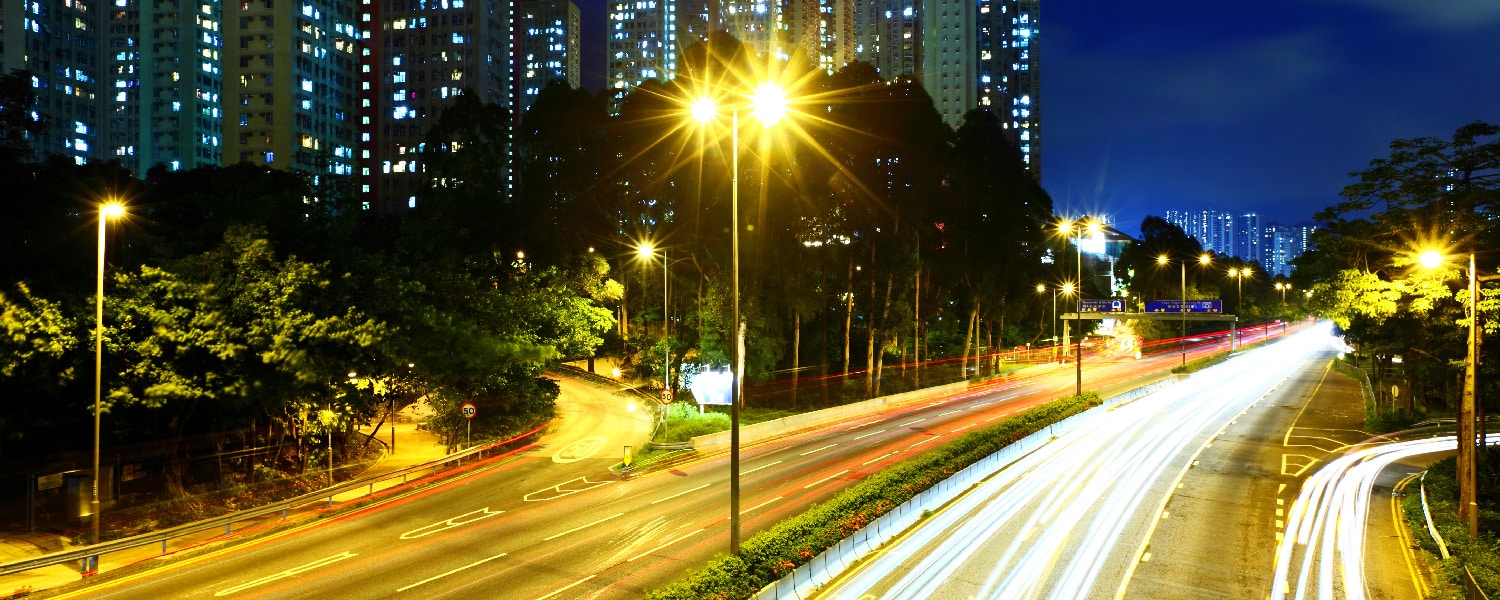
[691,381,969,452]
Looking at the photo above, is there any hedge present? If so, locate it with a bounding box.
[1402,456,1500,598]
[646,391,1103,600]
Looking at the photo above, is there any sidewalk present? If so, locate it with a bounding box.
[0,403,449,596]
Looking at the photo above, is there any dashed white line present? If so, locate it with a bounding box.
[900,418,927,427]
[853,429,889,440]
[396,553,508,592]
[937,409,964,417]
[542,512,624,541]
[803,469,851,489]
[650,483,711,505]
[907,436,938,450]
[743,460,782,475]
[536,575,596,600]
[800,444,838,456]
[740,496,785,515]
[861,452,896,466]
[950,423,975,434]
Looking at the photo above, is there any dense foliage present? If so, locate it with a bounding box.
[646,392,1102,600]
[1404,456,1500,598]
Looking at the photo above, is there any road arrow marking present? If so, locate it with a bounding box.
[400,507,505,540]
[214,551,356,596]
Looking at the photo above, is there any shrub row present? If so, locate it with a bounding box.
[645,391,1103,600]
[1402,457,1500,598]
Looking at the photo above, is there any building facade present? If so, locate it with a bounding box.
[976,0,1037,176]
[606,0,676,109]
[515,0,579,113]
[2,0,106,166]
[358,0,513,212]
[921,0,974,130]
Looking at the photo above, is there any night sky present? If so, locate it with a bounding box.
[574,1,1500,236]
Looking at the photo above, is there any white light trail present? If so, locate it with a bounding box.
[825,327,1332,599]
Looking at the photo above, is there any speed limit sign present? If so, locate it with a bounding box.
[659,389,674,404]
[460,402,478,420]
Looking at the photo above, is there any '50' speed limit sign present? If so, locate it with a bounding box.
[460,402,478,420]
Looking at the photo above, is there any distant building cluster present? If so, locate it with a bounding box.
[2,0,1038,212]
[1162,210,1315,277]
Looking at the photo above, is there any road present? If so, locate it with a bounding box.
[815,325,1422,600]
[42,323,1293,600]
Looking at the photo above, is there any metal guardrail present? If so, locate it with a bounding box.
[0,424,544,576]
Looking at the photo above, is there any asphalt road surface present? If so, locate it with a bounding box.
[43,324,1300,600]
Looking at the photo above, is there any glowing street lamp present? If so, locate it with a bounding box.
[1274,282,1292,304]
[1420,249,1481,537]
[1056,218,1100,357]
[1158,253,1212,366]
[689,81,791,555]
[91,201,126,552]
[636,243,670,395]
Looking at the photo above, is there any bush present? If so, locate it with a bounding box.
[661,411,732,443]
[1403,456,1500,598]
[646,391,1102,600]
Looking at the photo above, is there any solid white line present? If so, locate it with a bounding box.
[396,553,508,592]
[849,418,888,430]
[740,496,785,515]
[535,575,597,600]
[650,483,711,505]
[803,469,851,489]
[853,429,888,440]
[861,452,896,466]
[542,512,624,541]
[800,443,838,456]
[743,460,783,475]
[627,529,706,562]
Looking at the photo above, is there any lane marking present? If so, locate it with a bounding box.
[861,452,896,466]
[907,436,937,451]
[740,496,785,515]
[950,423,975,434]
[536,574,597,600]
[214,551,357,596]
[853,429,888,441]
[524,476,615,502]
[803,470,851,489]
[396,552,508,592]
[542,512,625,541]
[627,529,706,562]
[744,460,783,475]
[400,507,505,539]
[650,483,711,506]
[552,436,608,463]
[900,418,927,427]
[937,409,964,417]
[800,444,838,456]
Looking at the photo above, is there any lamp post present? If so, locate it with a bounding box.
[1036,283,1071,363]
[637,244,670,395]
[1157,253,1211,366]
[1274,282,1291,304]
[691,82,789,555]
[1057,218,1100,358]
[1227,268,1247,351]
[91,201,125,550]
[1421,250,1481,537]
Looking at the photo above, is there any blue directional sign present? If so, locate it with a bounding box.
[1145,299,1223,313]
[1078,299,1125,313]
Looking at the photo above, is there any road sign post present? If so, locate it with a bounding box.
[460,402,477,450]
[659,389,673,405]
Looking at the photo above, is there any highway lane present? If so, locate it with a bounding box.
[51,322,1283,600]
[817,326,1333,600]
[1271,435,1488,600]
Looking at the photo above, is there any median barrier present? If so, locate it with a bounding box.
[691,381,969,452]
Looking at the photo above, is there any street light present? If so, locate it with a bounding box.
[1057,218,1100,357]
[1036,283,1071,363]
[92,201,126,550]
[1274,282,1292,304]
[691,81,791,555]
[1227,268,1249,351]
[1420,249,1482,537]
[1157,253,1212,366]
[637,243,670,396]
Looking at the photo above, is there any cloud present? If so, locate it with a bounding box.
[1324,0,1500,30]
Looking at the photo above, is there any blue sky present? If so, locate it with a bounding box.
[1043,0,1500,234]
